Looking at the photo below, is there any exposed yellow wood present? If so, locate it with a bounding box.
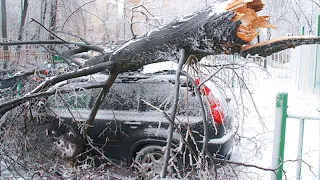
[226,0,276,43]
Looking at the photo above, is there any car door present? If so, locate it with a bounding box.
[90,80,143,161]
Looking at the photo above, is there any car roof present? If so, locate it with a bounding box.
[141,61,178,74]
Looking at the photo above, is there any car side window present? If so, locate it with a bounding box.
[98,82,140,111]
[138,80,173,112]
[46,75,202,117]
[47,91,92,109]
[137,79,202,116]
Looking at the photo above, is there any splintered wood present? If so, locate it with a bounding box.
[226,0,276,42]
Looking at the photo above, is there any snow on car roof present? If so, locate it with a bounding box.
[141,61,178,74]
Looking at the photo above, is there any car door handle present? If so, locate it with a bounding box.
[124,121,142,125]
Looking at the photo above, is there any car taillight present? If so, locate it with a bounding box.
[195,78,224,124]
[208,95,224,124]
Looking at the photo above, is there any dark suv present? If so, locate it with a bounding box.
[42,63,234,176]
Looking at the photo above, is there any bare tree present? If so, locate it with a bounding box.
[49,0,58,40]
[17,0,29,44]
[263,0,320,38]
[39,0,48,40]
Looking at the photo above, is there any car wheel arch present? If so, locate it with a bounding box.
[128,139,166,163]
[128,138,180,164]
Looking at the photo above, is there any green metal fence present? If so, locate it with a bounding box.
[270,92,320,180]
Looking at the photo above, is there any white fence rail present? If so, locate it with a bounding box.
[291,44,320,94]
[203,45,319,96]
[203,49,291,90]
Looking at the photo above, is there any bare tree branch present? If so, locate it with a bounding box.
[0,61,114,117]
[0,40,105,53]
[30,18,66,42]
[161,48,186,178]
[309,0,320,8]
[0,40,67,45]
[61,0,97,31]
[241,36,320,57]
[85,68,118,128]
[54,31,92,45]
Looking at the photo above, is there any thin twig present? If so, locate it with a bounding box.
[54,31,91,45]
[30,18,66,42]
[0,40,67,45]
[61,0,96,30]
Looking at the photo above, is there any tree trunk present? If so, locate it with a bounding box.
[1,0,8,69]
[49,0,58,40]
[48,0,58,67]
[17,0,29,49]
[84,10,245,72]
[39,0,48,40]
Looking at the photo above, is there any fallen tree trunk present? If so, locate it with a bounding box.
[1,0,319,73]
[84,6,246,70]
[83,0,319,73]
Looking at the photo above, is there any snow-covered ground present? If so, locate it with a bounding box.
[230,77,320,180]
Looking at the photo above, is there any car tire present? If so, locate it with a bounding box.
[133,145,181,179]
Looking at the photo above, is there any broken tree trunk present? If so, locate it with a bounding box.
[85,6,246,71]
[83,0,319,73]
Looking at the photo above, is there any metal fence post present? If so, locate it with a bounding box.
[295,118,305,180]
[271,92,288,180]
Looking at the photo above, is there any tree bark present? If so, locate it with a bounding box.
[49,0,58,40]
[241,36,320,57]
[1,0,8,69]
[85,10,245,72]
[17,0,29,49]
[39,0,48,39]
[86,68,118,128]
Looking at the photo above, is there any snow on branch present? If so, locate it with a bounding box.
[241,36,320,57]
